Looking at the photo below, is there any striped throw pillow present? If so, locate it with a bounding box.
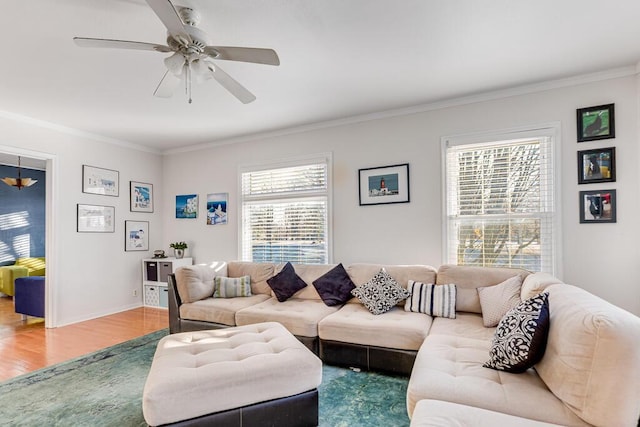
[213,276,252,298]
[404,281,456,318]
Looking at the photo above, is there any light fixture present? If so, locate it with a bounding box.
[2,156,37,190]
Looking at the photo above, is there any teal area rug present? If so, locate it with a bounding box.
[0,330,409,426]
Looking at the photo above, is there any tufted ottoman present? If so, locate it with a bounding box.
[142,322,322,426]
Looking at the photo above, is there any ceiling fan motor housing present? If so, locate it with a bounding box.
[167,8,211,55]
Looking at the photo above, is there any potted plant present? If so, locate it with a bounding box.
[169,241,188,259]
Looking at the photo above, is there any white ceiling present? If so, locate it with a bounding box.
[1,0,640,153]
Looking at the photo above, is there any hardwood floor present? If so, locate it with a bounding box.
[0,296,168,382]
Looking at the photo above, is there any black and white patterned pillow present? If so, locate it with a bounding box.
[351,268,411,315]
[483,292,550,373]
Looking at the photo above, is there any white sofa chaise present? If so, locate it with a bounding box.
[167,261,640,426]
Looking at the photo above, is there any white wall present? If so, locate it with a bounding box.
[163,74,640,316]
[0,116,162,326]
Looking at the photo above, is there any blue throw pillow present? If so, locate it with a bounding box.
[312,263,356,306]
[267,262,307,302]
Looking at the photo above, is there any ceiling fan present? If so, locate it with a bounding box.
[73,0,280,104]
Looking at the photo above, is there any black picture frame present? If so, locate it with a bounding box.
[577,147,616,184]
[577,103,615,142]
[358,163,410,206]
[579,189,616,223]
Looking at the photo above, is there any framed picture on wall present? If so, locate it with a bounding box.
[577,147,616,184]
[77,204,115,232]
[176,194,198,218]
[206,193,228,225]
[358,163,410,206]
[125,220,149,251]
[82,165,119,196]
[579,189,617,223]
[577,103,615,142]
[130,181,154,212]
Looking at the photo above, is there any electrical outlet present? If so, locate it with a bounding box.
[133,289,138,297]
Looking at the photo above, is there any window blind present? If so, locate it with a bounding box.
[240,159,329,264]
[444,136,555,273]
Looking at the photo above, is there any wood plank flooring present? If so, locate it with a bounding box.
[0,296,168,382]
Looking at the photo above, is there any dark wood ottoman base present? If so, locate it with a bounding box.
[157,389,318,427]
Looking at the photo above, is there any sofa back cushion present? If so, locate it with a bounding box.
[175,263,227,303]
[520,272,563,300]
[435,264,529,313]
[227,262,275,295]
[535,284,640,427]
[346,264,437,304]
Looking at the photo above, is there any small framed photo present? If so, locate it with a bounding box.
[577,147,616,184]
[130,181,154,212]
[577,103,615,142]
[125,220,149,251]
[206,193,228,225]
[176,194,198,218]
[359,163,410,206]
[77,204,115,233]
[82,165,119,196]
[579,189,617,223]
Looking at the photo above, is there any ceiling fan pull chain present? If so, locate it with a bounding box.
[186,63,192,104]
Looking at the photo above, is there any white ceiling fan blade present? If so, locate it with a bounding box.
[204,46,280,66]
[73,37,172,52]
[153,70,181,98]
[145,0,192,45]
[206,62,256,104]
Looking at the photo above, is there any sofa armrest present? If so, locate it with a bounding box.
[167,274,182,334]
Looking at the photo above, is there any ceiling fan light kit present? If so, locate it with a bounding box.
[73,0,279,104]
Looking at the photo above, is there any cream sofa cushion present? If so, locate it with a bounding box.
[428,312,495,341]
[520,272,563,300]
[175,263,227,303]
[411,399,565,426]
[535,284,640,427]
[179,294,271,326]
[235,298,339,337]
[227,261,274,295]
[318,304,432,351]
[436,264,529,313]
[406,334,588,426]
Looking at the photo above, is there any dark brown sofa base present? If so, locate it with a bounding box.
[320,339,417,376]
[156,389,318,427]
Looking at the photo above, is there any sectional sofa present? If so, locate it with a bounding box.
[167,261,640,426]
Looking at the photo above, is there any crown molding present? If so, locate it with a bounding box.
[0,110,160,154]
[165,65,639,155]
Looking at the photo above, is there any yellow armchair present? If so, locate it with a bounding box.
[0,257,45,296]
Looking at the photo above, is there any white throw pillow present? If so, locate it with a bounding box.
[404,281,456,319]
[477,275,523,327]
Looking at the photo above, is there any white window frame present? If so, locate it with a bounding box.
[238,152,333,263]
[441,123,562,276]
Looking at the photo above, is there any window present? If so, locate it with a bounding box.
[240,154,331,264]
[443,126,558,273]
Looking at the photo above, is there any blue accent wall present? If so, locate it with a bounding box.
[0,165,46,265]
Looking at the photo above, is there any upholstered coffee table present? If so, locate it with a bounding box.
[142,322,322,426]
